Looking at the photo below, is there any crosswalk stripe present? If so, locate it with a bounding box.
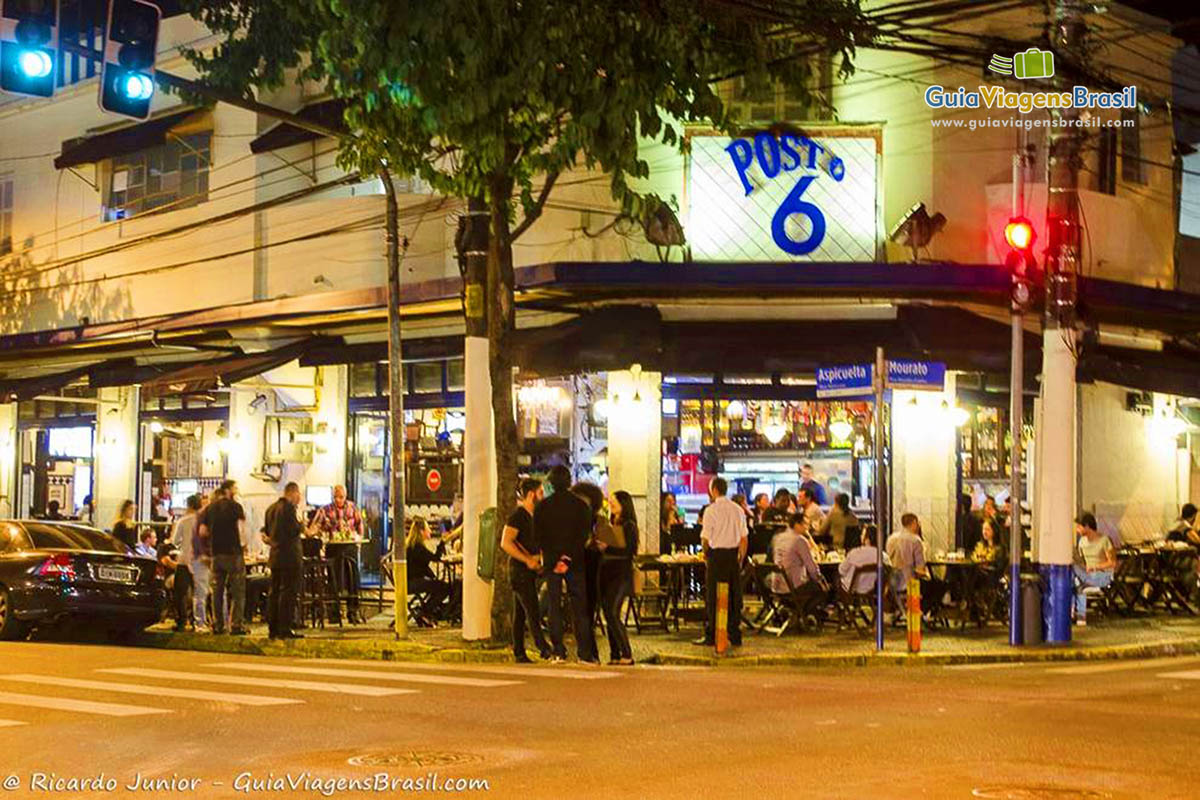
[0,719,26,727]
[4,674,303,707]
[207,662,520,688]
[1158,669,1200,681]
[0,690,168,717]
[308,658,622,680]
[1047,657,1200,675]
[97,668,417,698]
[943,663,1028,671]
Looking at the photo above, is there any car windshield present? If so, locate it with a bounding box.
[22,523,127,553]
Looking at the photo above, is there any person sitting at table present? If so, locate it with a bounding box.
[405,517,453,626]
[770,514,828,623]
[839,525,889,594]
[660,492,683,530]
[761,489,794,525]
[887,513,938,614]
[972,519,1005,566]
[1167,503,1198,545]
[134,528,157,559]
[817,492,855,550]
[751,493,770,524]
[1074,512,1116,627]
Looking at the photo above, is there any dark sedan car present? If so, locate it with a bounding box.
[0,520,164,640]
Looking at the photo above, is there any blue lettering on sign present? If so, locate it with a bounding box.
[725,132,846,256]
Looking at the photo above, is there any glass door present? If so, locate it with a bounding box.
[349,411,389,585]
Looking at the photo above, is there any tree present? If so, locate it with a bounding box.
[182,0,873,640]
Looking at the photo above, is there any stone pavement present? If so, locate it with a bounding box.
[132,611,1200,668]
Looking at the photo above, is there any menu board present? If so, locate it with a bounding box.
[163,436,203,478]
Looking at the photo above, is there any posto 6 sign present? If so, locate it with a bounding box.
[686,128,881,262]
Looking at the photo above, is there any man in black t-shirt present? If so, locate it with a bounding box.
[533,465,598,663]
[501,477,549,662]
[199,479,248,635]
[265,482,305,640]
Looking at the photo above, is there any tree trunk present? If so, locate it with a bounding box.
[486,179,519,641]
[381,166,408,638]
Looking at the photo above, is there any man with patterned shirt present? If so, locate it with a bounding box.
[312,485,364,623]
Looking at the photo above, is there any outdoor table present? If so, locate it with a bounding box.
[925,559,1000,627]
[437,552,464,584]
[1141,543,1197,615]
[637,556,706,630]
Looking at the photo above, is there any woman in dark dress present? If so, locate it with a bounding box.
[597,490,638,665]
[570,482,608,632]
[404,518,453,626]
[111,499,138,552]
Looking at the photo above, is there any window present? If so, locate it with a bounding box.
[23,523,126,553]
[0,173,12,256]
[1120,109,1144,185]
[103,132,212,221]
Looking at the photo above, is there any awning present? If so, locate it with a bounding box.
[1078,345,1200,399]
[300,336,465,367]
[250,99,346,154]
[138,339,319,399]
[0,359,134,402]
[55,107,203,170]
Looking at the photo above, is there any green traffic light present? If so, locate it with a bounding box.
[17,48,52,79]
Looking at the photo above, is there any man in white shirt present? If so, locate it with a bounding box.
[171,494,204,631]
[797,487,825,532]
[695,477,748,648]
[839,526,889,594]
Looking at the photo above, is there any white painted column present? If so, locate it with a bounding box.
[1034,330,1077,565]
[0,404,16,518]
[890,388,958,554]
[95,386,139,527]
[605,368,662,554]
[461,336,496,640]
[1034,328,1077,642]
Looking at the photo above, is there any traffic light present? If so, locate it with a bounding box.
[99,0,159,119]
[1003,216,1036,310]
[0,0,59,98]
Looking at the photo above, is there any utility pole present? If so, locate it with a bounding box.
[873,346,886,652]
[1037,0,1087,643]
[381,167,408,638]
[458,197,495,640]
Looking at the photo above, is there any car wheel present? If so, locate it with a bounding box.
[0,587,29,641]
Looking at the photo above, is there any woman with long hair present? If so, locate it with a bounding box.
[596,489,638,665]
[404,517,454,626]
[111,499,138,551]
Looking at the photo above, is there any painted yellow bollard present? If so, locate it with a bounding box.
[906,578,921,653]
[715,582,729,655]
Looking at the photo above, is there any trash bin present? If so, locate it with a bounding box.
[1020,573,1043,645]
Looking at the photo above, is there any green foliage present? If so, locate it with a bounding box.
[182,0,873,233]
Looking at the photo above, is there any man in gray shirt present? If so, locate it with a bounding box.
[770,514,828,622]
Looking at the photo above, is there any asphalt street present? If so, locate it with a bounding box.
[0,641,1197,799]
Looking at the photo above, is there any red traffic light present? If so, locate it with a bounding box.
[1004,217,1035,251]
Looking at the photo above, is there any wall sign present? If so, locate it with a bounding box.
[687,129,880,262]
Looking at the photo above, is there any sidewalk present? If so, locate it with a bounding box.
[134,612,1200,668]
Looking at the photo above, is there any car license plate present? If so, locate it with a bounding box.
[96,565,134,583]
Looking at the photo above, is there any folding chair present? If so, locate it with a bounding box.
[762,564,826,637]
[750,560,786,633]
[1100,547,1148,616]
[835,563,878,633]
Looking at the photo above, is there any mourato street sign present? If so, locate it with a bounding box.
[816,360,945,398]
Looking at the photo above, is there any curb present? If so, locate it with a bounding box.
[644,637,1200,668]
[132,629,1200,669]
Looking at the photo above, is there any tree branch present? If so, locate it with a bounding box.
[509,171,561,242]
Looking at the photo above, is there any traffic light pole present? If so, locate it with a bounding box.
[1009,131,1027,647]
